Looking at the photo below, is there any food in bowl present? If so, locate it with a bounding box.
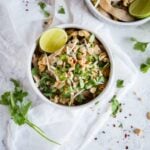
[91,0,150,22]
[31,28,111,106]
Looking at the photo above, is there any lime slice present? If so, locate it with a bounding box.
[129,0,150,18]
[39,28,68,53]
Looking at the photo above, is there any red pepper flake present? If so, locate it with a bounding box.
[124,133,128,139]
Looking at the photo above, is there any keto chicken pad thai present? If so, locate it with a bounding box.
[31,29,110,106]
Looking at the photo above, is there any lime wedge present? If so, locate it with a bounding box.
[39,28,68,53]
[129,0,150,18]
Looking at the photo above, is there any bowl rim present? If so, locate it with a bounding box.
[85,0,150,26]
[28,24,115,110]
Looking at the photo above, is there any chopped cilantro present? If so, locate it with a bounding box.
[118,123,123,128]
[130,37,149,52]
[140,57,150,73]
[31,67,39,76]
[38,2,46,9]
[95,101,99,105]
[38,2,50,17]
[110,95,122,117]
[116,79,124,88]
[58,6,65,14]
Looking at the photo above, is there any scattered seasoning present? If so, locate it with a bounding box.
[124,116,127,119]
[130,125,133,129]
[146,112,150,120]
[124,133,128,139]
[22,0,30,11]
[102,131,106,134]
[137,97,142,101]
[122,103,125,106]
[129,113,132,116]
[133,128,143,136]
[94,137,98,140]
[116,79,124,88]
[58,6,65,14]
[133,91,137,95]
[124,133,130,139]
[113,124,116,127]
[125,146,129,149]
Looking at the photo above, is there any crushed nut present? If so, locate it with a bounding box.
[133,128,143,136]
[146,112,150,120]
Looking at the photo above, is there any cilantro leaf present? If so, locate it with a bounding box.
[38,2,50,17]
[95,101,99,105]
[110,95,122,117]
[0,92,10,105]
[0,79,60,145]
[32,67,39,76]
[38,2,46,9]
[134,42,149,52]
[116,79,124,88]
[140,57,150,73]
[118,123,123,128]
[130,37,149,52]
[58,6,65,14]
[140,64,150,73]
[146,58,150,65]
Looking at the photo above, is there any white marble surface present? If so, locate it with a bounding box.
[0,0,150,150]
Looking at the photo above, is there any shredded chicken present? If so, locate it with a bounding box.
[99,0,134,22]
[92,0,136,22]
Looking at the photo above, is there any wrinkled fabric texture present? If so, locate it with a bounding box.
[0,0,139,150]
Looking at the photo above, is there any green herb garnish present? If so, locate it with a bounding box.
[58,6,65,14]
[32,67,39,76]
[89,34,95,43]
[0,79,60,145]
[110,95,122,117]
[130,37,149,52]
[116,79,124,88]
[95,101,99,105]
[38,2,50,17]
[140,57,150,73]
[118,123,123,128]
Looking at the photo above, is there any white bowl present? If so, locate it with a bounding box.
[28,24,115,110]
[85,0,150,26]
